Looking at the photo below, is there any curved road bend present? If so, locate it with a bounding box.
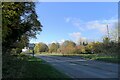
[35,55,119,79]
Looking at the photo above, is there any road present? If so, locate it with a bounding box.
[35,55,119,79]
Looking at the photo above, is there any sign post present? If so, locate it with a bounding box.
[28,43,35,57]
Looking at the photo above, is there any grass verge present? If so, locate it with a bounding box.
[78,54,120,63]
[22,56,70,79]
[3,53,71,80]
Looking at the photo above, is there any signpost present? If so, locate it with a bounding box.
[28,43,35,57]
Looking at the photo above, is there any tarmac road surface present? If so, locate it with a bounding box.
[35,55,119,79]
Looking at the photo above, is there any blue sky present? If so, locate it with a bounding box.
[30,2,118,44]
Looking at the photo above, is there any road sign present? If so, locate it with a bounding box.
[28,43,35,57]
[28,43,35,49]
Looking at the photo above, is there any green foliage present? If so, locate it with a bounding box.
[90,42,102,54]
[85,44,93,54]
[88,40,118,57]
[57,38,118,57]
[61,40,76,48]
[103,37,110,44]
[34,43,48,53]
[3,55,70,78]
[60,40,76,54]
[23,56,70,78]
[110,23,118,42]
[49,43,59,53]
[10,34,29,55]
[2,2,42,54]
[2,2,42,78]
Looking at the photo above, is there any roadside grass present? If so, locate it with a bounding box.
[95,56,119,63]
[37,53,120,63]
[22,56,70,79]
[35,52,63,56]
[72,54,120,63]
[3,53,71,79]
[37,52,79,56]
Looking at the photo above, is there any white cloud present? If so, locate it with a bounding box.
[72,19,85,31]
[86,19,117,34]
[58,39,65,44]
[64,17,117,34]
[50,39,66,44]
[51,41,57,43]
[69,32,81,40]
[64,17,71,23]
[64,16,117,42]
[86,20,107,33]
[65,17,85,31]
[69,32,87,44]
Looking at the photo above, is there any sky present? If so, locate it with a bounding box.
[30,2,118,44]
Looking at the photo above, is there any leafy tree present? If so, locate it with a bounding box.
[2,2,42,54]
[49,43,59,53]
[91,42,102,54]
[110,23,118,42]
[2,2,42,78]
[85,43,93,54]
[11,34,29,55]
[61,40,76,48]
[83,41,88,46]
[103,37,110,45]
[60,40,76,54]
[34,43,48,53]
[56,43,60,48]
[34,43,40,53]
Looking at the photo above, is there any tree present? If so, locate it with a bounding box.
[11,34,29,55]
[2,2,42,54]
[34,43,48,53]
[85,43,93,54]
[110,23,118,42]
[2,2,42,78]
[61,40,76,48]
[49,43,59,53]
[60,40,76,54]
[76,45,86,54]
[91,41,102,54]
[103,37,110,44]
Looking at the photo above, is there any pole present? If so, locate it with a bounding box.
[107,24,110,38]
[33,49,34,57]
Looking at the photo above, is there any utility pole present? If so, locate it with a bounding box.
[107,24,110,38]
